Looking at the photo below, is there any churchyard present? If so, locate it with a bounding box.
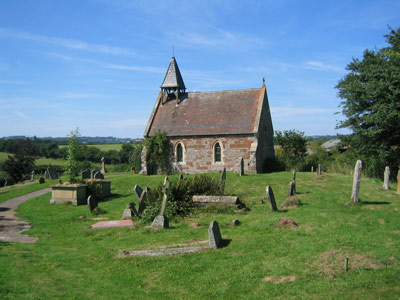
[0,170,399,299]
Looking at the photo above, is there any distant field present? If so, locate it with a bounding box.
[0,152,65,166]
[59,143,123,151]
[0,152,9,162]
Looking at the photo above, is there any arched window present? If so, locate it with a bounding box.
[176,143,183,162]
[214,142,221,162]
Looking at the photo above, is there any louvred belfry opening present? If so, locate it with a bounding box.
[160,56,186,103]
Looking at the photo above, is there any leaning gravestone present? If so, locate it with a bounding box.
[288,181,295,196]
[81,169,90,180]
[219,168,226,194]
[87,195,98,214]
[94,171,104,180]
[208,220,222,249]
[47,166,58,179]
[149,177,170,229]
[239,157,244,176]
[134,185,143,201]
[351,160,362,203]
[138,190,147,214]
[266,186,278,211]
[383,166,390,190]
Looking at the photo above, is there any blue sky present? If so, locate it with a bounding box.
[0,0,399,138]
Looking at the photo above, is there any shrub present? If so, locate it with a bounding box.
[141,174,221,223]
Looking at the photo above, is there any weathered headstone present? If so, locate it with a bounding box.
[351,160,362,203]
[39,177,45,184]
[44,170,50,179]
[134,185,143,201]
[122,204,133,219]
[266,186,278,211]
[383,166,390,190]
[288,181,295,196]
[149,177,170,229]
[239,157,244,176]
[219,168,226,194]
[100,156,106,174]
[317,164,322,176]
[179,173,184,181]
[232,219,241,226]
[31,170,35,180]
[94,171,104,180]
[87,195,98,213]
[91,169,99,179]
[81,169,90,180]
[138,190,147,214]
[311,166,314,173]
[292,169,296,181]
[208,220,222,249]
[47,165,58,179]
[397,169,400,194]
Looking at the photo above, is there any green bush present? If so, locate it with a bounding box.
[141,174,221,223]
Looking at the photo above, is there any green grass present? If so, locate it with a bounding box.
[0,179,59,203]
[0,152,9,162]
[0,172,399,299]
[60,143,123,151]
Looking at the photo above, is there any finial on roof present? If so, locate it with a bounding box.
[262,77,265,87]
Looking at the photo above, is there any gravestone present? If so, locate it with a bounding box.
[81,169,90,180]
[266,186,278,211]
[87,195,98,213]
[47,166,58,179]
[383,166,390,190]
[288,181,295,196]
[292,169,296,181]
[44,170,50,179]
[138,190,147,214]
[100,157,106,174]
[134,185,143,201]
[232,219,241,226]
[179,173,184,181]
[219,168,226,194]
[31,170,35,180]
[351,160,362,202]
[311,166,314,173]
[129,202,140,218]
[149,177,170,229]
[239,157,244,176]
[397,170,400,194]
[122,202,139,219]
[208,221,222,249]
[317,164,322,176]
[39,177,45,184]
[94,171,104,180]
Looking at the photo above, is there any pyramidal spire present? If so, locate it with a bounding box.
[161,56,186,93]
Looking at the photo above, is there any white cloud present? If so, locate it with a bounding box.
[15,110,28,119]
[271,106,335,118]
[0,28,136,56]
[305,61,343,72]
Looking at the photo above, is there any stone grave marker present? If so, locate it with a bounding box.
[317,164,322,176]
[232,219,241,226]
[31,170,35,180]
[39,177,45,184]
[44,170,50,179]
[288,181,295,196]
[134,185,143,200]
[47,166,58,179]
[122,204,133,219]
[311,166,314,173]
[292,169,296,181]
[138,190,147,214]
[101,157,106,174]
[208,220,222,249]
[239,157,244,176]
[397,170,400,194]
[149,177,170,229]
[219,168,226,194]
[266,186,278,211]
[87,195,98,214]
[94,171,104,179]
[351,160,362,203]
[383,166,390,190]
[81,169,90,180]
[91,169,99,179]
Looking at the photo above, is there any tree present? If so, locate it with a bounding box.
[2,153,35,182]
[144,131,171,173]
[275,130,307,159]
[119,144,134,164]
[64,128,82,182]
[336,27,400,178]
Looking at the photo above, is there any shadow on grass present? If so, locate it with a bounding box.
[99,193,125,203]
[220,239,232,248]
[361,201,391,205]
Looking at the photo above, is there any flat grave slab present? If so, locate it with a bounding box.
[91,219,136,229]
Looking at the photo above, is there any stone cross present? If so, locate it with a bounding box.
[288,181,295,196]
[239,157,244,176]
[219,168,226,194]
[208,220,222,249]
[397,169,400,194]
[160,177,169,216]
[351,160,362,203]
[101,157,106,174]
[266,186,278,211]
[31,170,35,181]
[383,166,390,190]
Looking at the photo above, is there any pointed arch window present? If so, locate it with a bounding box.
[176,143,183,162]
[214,142,221,162]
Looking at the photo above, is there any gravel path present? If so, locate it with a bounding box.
[0,188,51,243]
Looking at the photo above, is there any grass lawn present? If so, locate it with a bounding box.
[0,172,399,299]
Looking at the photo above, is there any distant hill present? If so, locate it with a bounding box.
[1,136,143,144]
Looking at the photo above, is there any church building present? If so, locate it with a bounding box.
[141,57,275,174]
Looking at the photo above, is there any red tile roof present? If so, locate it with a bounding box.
[146,88,264,137]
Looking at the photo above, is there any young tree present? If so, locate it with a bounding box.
[64,128,82,182]
[336,27,400,177]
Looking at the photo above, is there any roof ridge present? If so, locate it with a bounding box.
[187,87,261,94]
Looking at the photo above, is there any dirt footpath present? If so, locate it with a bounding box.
[0,188,51,243]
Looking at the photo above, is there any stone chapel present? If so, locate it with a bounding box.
[141,56,275,174]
